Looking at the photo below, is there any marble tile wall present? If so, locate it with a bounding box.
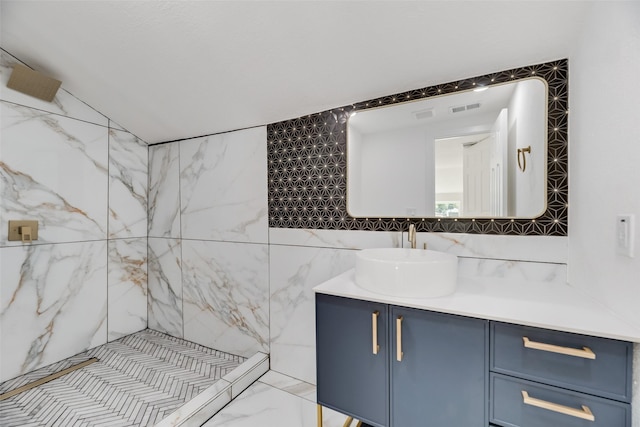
[0,48,148,382]
[148,126,269,358]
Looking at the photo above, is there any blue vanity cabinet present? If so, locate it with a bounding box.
[390,305,488,426]
[316,293,390,427]
[316,294,488,427]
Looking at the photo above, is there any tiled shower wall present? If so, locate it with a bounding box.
[0,49,148,382]
[147,127,270,358]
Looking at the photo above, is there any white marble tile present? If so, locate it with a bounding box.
[1,101,109,246]
[633,343,639,427]
[269,227,402,250]
[202,381,347,427]
[182,240,269,357]
[154,379,232,427]
[149,144,181,238]
[222,352,270,399]
[148,238,183,337]
[107,238,148,341]
[157,353,269,427]
[0,49,108,126]
[0,241,108,382]
[108,129,148,238]
[406,232,568,263]
[180,127,268,244]
[270,245,357,384]
[222,352,269,388]
[458,258,567,284]
[258,370,316,403]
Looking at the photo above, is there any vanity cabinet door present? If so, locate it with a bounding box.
[316,294,390,427]
[390,306,488,427]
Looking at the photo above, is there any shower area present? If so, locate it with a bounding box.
[0,50,270,426]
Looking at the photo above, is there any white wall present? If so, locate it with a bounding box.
[568,1,640,330]
[347,126,364,214]
[507,79,546,217]
[355,126,434,217]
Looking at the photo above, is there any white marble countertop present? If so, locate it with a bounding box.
[314,269,640,343]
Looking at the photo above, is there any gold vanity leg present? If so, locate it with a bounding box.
[317,404,361,427]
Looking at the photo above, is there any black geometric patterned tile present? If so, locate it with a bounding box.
[268,59,569,236]
[0,329,245,427]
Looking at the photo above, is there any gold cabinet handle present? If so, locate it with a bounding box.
[396,316,404,362]
[372,311,380,355]
[522,337,596,359]
[521,391,595,421]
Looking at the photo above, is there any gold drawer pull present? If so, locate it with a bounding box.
[396,316,404,362]
[523,337,596,359]
[522,391,595,421]
[372,311,380,355]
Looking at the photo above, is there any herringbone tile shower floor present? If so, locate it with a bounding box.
[0,329,245,427]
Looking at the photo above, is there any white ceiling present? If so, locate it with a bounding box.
[0,1,590,144]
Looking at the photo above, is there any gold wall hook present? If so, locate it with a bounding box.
[517,146,532,172]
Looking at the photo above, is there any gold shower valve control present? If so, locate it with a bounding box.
[8,220,39,243]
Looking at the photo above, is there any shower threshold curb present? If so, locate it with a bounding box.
[155,352,269,427]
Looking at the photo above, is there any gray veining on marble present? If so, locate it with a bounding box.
[1,101,108,246]
[258,371,316,403]
[457,257,567,284]
[107,238,148,341]
[149,143,181,238]
[148,237,183,338]
[268,228,402,250]
[0,241,108,382]
[269,245,356,384]
[108,129,148,238]
[409,232,568,264]
[180,127,268,244]
[182,239,270,357]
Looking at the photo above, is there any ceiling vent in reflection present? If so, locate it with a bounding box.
[413,108,434,120]
[450,102,481,114]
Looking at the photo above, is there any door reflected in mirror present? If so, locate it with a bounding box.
[347,78,547,219]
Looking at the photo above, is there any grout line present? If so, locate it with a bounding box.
[178,144,185,340]
[107,126,111,343]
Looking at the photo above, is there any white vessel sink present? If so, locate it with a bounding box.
[354,248,458,298]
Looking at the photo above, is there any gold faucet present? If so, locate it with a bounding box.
[408,223,416,249]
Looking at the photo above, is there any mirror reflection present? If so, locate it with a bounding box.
[347,78,547,219]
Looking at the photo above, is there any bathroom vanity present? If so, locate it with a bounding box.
[314,270,638,427]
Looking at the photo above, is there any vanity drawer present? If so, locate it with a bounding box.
[490,322,632,401]
[490,374,631,427]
